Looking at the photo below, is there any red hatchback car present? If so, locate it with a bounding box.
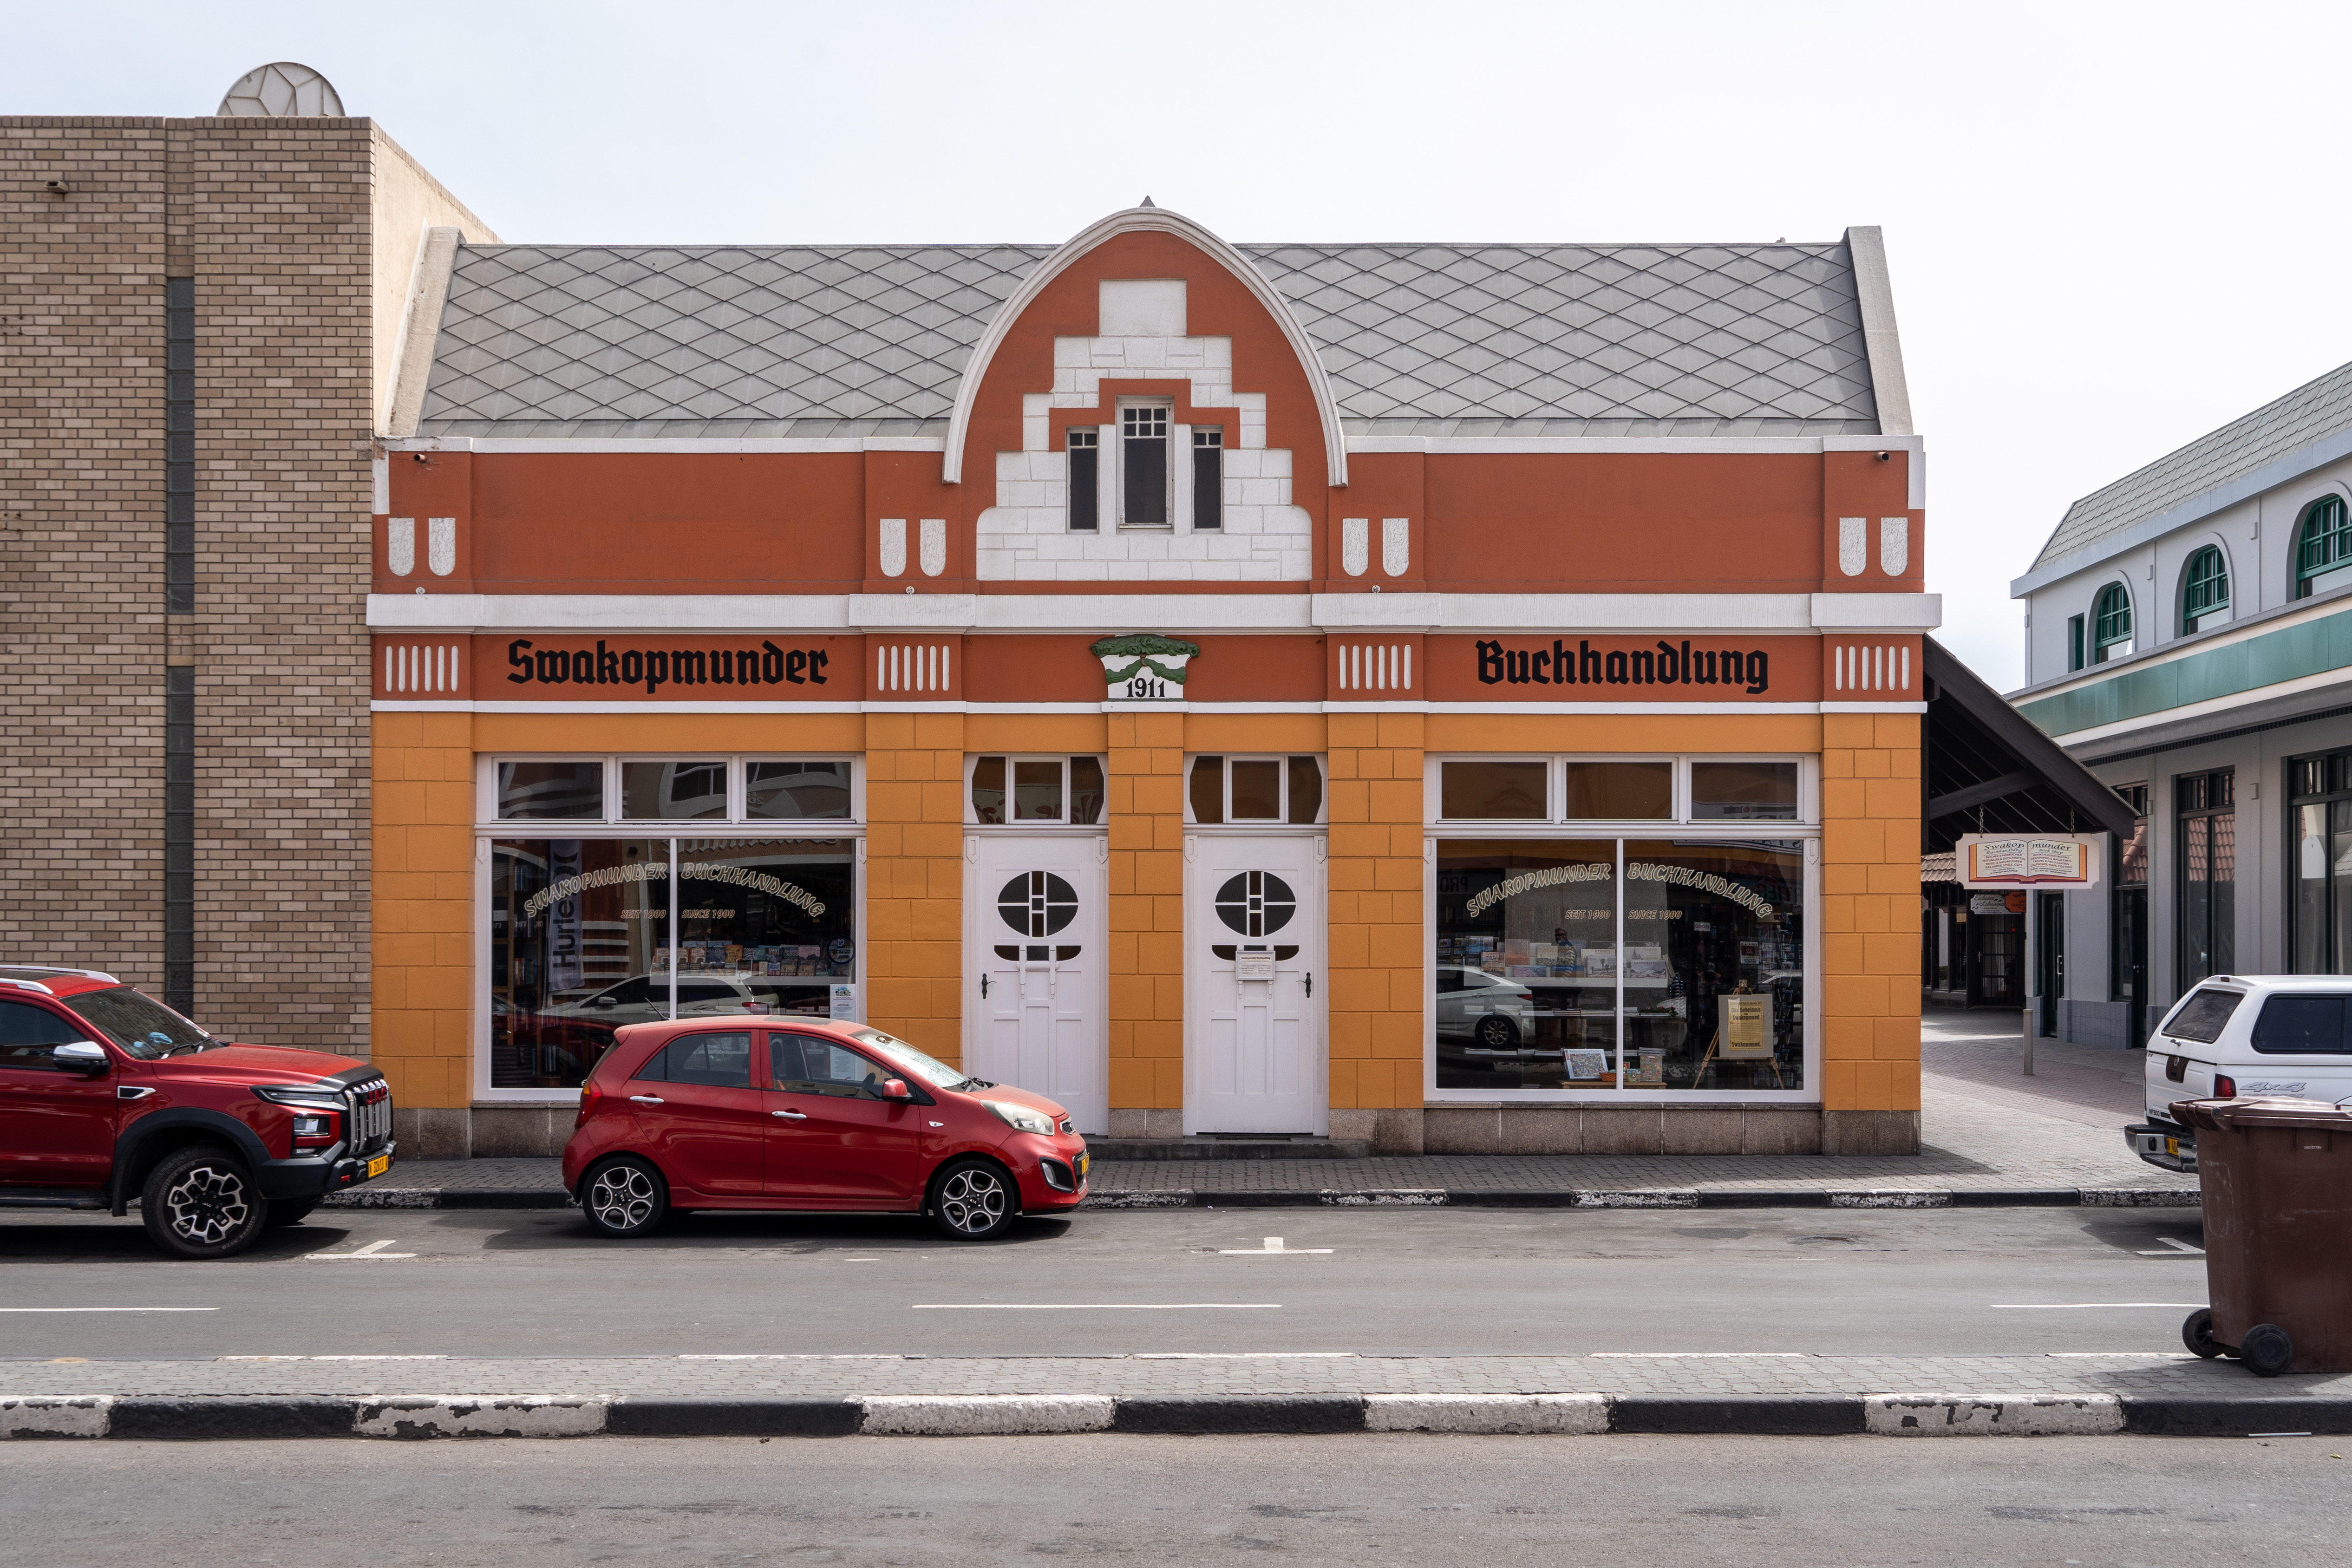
[562,1017,1088,1241]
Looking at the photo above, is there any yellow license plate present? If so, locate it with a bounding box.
[366,1155,391,1179]
[1076,1150,1089,1180]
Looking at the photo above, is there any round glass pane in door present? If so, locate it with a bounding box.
[998,872,1079,938]
[1214,871,1296,937]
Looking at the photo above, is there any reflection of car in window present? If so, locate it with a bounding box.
[1433,965,1533,1047]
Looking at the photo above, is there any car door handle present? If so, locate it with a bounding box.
[628,1095,665,1104]
[772,1109,807,1120]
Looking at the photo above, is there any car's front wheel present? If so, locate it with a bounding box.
[929,1156,1017,1241]
[1475,1013,1520,1048]
[141,1145,267,1259]
[581,1155,668,1238]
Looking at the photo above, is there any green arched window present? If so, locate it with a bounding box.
[2298,495,2352,597]
[2182,545,2229,633]
[2092,582,2133,663]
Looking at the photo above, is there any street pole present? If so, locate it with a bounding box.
[2023,1007,2035,1076]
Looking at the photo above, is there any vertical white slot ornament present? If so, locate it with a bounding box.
[387,517,415,577]
[427,517,456,576]
[879,518,908,578]
[1880,516,1909,576]
[1341,517,1369,577]
[1837,517,1868,577]
[1381,517,1409,577]
[919,518,946,577]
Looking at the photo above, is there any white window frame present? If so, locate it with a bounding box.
[473,754,866,1103]
[1115,397,1175,531]
[1182,753,1330,828]
[963,754,1111,828]
[1423,751,1820,1105]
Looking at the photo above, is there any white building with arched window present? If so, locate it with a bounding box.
[2007,360,2352,1050]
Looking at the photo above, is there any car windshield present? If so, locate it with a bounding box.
[850,1027,976,1090]
[65,987,214,1059]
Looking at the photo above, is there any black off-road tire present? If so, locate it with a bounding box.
[140,1145,268,1260]
[581,1154,669,1238]
[929,1156,1019,1241]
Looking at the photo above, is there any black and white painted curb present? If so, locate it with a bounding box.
[319,1187,2200,1212]
[5,1392,2335,1440]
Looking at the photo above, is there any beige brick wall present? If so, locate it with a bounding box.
[3,115,477,1056]
[1,119,173,987]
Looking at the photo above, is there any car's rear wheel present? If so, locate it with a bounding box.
[1475,1014,1519,1048]
[141,1145,267,1259]
[929,1156,1017,1241]
[581,1155,668,1238]
[263,1198,321,1228]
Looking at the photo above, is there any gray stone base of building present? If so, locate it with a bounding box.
[398,1104,1921,1160]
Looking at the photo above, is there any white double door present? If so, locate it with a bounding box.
[962,833,1109,1136]
[1185,833,1326,1134]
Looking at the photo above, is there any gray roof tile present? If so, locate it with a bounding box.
[2034,359,2352,568]
[418,239,1880,437]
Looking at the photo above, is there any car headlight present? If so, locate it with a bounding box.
[983,1100,1057,1136]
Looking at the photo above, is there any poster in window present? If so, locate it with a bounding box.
[1721,994,1773,1059]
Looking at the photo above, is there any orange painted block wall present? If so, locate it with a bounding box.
[1326,711,1425,1111]
[370,711,474,1111]
[1107,711,1186,1109]
[1819,712,1924,1113]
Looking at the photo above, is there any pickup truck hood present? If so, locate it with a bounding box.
[150,1042,371,1086]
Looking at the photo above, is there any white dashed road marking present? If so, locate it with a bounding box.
[1219,1236,1333,1254]
[2136,1237,2204,1255]
[306,1239,416,1260]
[913,1303,1283,1310]
[0,1307,218,1313]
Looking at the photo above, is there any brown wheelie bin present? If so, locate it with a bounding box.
[2172,1096,2352,1376]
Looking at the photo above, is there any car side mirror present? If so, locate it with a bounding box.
[53,1040,109,1074]
[879,1078,911,1101]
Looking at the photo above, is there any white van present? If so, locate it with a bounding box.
[2127,975,2352,1171]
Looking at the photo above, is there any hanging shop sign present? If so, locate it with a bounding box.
[1968,892,2029,915]
[1955,833,2104,891]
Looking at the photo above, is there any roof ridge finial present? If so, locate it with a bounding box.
[1139,195,1156,208]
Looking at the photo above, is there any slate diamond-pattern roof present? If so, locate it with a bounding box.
[418,240,1880,438]
[2034,358,2352,568]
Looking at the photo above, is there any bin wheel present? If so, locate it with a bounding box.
[2182,1307,2223,1359]
[2239,1322,2295,1378]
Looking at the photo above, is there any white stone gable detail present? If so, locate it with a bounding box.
[976,331,1312,582]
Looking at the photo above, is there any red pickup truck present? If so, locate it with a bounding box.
[0,965,395,1257]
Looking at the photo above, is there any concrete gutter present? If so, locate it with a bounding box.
[318,1185,2200,1212]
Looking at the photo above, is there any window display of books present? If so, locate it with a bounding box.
[1563,1048,1610,1081]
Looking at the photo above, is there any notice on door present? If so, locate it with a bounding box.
[1235,951,1276,981]
[1956,833,2103,890]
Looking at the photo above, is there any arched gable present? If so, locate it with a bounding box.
[944,206,1348,489]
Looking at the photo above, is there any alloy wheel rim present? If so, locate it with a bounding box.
[589,1165,657,1231]
[939,1168,1007,1234]
[164,1164,250,1244]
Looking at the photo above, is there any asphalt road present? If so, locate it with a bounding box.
[0,1207,2218,1359]
[3,1433,2344,1568]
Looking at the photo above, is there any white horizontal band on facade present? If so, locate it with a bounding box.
[376,699,1932,716]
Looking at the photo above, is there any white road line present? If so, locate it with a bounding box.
[2136,1237,2205,1255]
[1589,1352,1810,1359]
[0,1307,217,1313]
[220,1354,446,1361]
[1992,1302,2206,1310]
[1219,1236,1333,1255]
[913,1303,1283,1310]
[305,1238,415,1260]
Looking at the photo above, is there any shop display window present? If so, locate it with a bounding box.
[1691,761,1799,821]
[968,757,1108,825]
[748,760,851,820]
[1440,761,1548,820]
[1186,755,1326,825]
[622,760,725,820]
[1433,836,1806,1093]
[498,761,602,820]
[489,836,857,1091]
[1562,761,1671,820]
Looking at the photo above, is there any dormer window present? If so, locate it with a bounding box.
[1121,403,1170,528]
[1066,430,1098,532]
[1193,428,1223,531]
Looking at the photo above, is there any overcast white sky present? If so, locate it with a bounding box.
[13,0,2350,692]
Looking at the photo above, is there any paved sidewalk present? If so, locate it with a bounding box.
[348,1014,2191,1207]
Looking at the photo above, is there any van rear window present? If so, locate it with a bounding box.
[2252,996,2348,1054]
[2164,987,2244,1044]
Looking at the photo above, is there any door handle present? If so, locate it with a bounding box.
[980,974,988,998]
[628,1095,665,1104]
[772,1109,808,1120]
[1306,972,1313,998]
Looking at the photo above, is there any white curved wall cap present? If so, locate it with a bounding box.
[217,62,344,117]
[943,207,1349,489]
